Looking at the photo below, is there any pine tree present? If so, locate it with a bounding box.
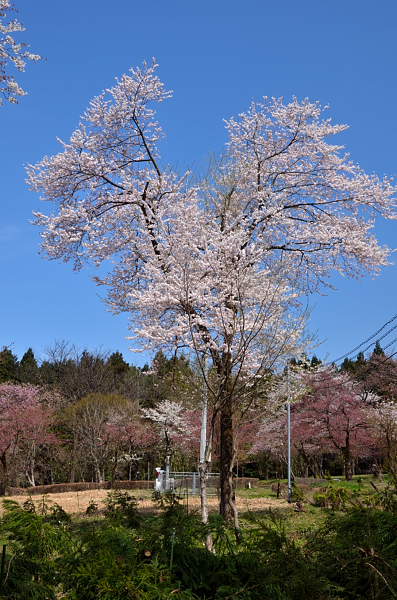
[107,351,130,377]
[0,346,19,382]
[19,347,39,383]
[373,340,385,356]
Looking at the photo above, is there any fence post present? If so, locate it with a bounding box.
[0,544,6,593]
[165,455,170,491]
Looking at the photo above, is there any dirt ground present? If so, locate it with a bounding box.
[0,489,287,517]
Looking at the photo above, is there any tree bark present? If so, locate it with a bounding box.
[219,401,238,527]
[68,432,78,483]
[343,437,353,481]
[0,453,8,490]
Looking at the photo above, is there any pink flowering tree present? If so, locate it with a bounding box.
[0,1,41,104]
[296,369,377,480]
[0,384,58,488]
[27,61,396,524]
[105,416,159,482]
[252,366,377,480]
[368,401,397,478]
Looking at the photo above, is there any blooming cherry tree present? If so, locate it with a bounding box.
[0,1,41,104]
[27,61,397,522]
[142,399,198,457]
[369,401,397,478]
[296,369,376,480]
[0,384,58,488]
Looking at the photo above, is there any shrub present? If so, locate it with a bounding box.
[0,499,71,599]
[313,485,350,510]
[85,499,99,516]
[310,508,397,599]
[291,483,306,503]
[104,490,139,528]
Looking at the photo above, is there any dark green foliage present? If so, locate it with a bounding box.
[104,490,140,528]
[170,510,332,599]
[310,509,397,599]
[45,502,71,526]
[291,483,306,503]
[313,484,350,510]
[373,340,385,356]
[149,491,203,555]
[85,499,98,516]
[340,351,366,376]
[0,498,71,599]
[106,351,129,378]
[59,523,198,599]
[0,347,19,383]
[310,355,322,369]
[19,349,38,384]
[239,513,331,599]
[3,490,397,598]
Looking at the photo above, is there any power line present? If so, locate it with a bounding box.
[300,348,397,394]
[350,324,397,360]
[330,312,397,364]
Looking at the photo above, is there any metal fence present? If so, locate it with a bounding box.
[155,471,220,496]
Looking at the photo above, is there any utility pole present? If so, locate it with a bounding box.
[165,455,170,491]
[198,353,214,551]
[200,354,208,464]
[287,363,291,503]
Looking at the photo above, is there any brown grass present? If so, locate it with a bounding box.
[0,489,287,517]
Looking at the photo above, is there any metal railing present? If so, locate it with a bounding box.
[155,471,220,495]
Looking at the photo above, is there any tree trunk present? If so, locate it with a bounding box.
[111,449,119,486]
[345,459,353,481]
[343,438,353,481]
[0,453,8,491]
[219,401,238,527]
[26,462,35,487]
[68,432,78,483]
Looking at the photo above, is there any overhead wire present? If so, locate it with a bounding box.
[348,323,397,360]
[329,312,397,364]
[288,312,397,393]
[287,348,397,395]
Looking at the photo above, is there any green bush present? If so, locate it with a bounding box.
[85,499,99,516]
[291,483,305,503]
[3,489,397,599]
[310,508,397,599]
[0,498,71,599]
[104,490,140,528]
[313,485,350,510]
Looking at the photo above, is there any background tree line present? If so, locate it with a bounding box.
[0,342,202,490]
[1,340,397,492]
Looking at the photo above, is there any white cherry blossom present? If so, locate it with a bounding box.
[27,61,397,521]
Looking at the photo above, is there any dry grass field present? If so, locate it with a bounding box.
[0,489,287,517]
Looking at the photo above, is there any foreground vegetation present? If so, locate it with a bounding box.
[0,478,397,599]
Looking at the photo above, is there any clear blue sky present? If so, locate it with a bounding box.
[1,0,396,366]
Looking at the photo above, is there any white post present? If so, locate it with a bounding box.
[200,354,208,464]
[287,364,291,503]
[165,455,170,491]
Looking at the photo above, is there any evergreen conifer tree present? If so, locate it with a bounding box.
[0,346,19,382]
[19,347,39,383]
[373,340,385,356]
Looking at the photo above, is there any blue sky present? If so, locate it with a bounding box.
[1,0,396,366]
